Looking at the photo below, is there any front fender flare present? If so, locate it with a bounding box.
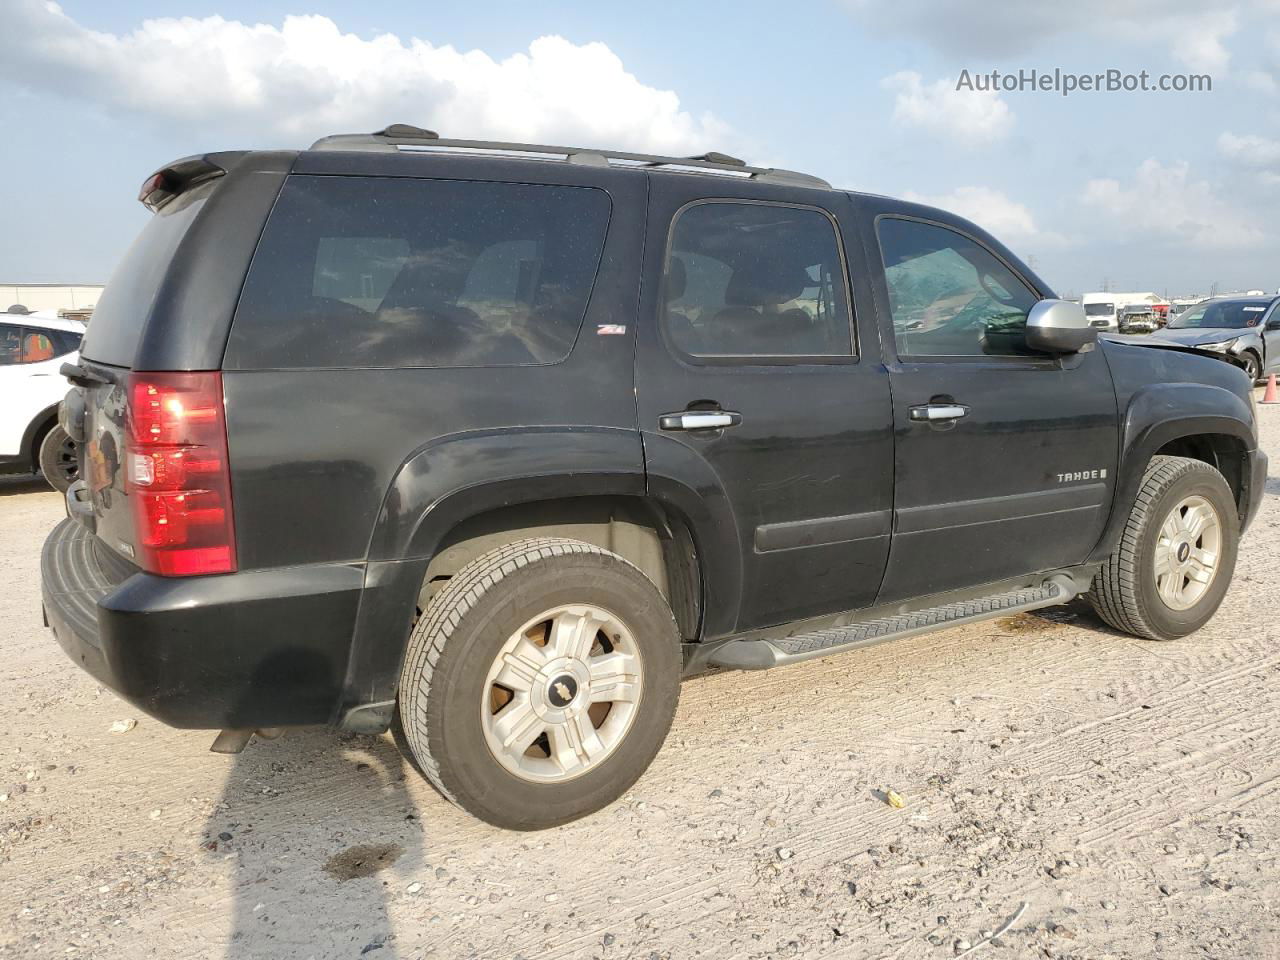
[1087,382,1256,564]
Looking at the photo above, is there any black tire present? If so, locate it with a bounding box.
[1088,456,1238,640]
[1241,351,1262,383]
[396,537,681,830]
[37,424,78,493]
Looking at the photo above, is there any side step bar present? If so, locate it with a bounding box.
[708,576,1077,670]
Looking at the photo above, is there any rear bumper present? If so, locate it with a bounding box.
[42,518,364,729]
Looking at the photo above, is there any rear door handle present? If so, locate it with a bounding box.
[909,403,969,422]
[659,411,743,431]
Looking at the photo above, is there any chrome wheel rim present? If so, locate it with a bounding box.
[1153,495,1222,611]
[481,604,643,783]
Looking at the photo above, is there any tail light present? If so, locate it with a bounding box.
[124,372,237,576]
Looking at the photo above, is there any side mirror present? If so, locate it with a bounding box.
[1267,318,1280,331]
[1025,299,1098,354]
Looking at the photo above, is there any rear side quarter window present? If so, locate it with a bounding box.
[80,183,213,368]
[227,176,612,369]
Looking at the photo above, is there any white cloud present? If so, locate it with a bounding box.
[902,185,1066,245]
[1218,131,1280,166]
[845,1,1248,71]
[1081,159,1263,248]
[882,71,1013,145]
[1241,70,1277,93]
[0,1,727,153]
[1165,10,1238,72]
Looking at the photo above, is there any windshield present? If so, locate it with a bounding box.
[1084,302,1114,315]
[1167,299,1270,329]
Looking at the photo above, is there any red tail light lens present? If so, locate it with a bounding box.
[125,372,237,576]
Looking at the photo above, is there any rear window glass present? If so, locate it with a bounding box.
[226,176,612,369]
[79,184,213,367]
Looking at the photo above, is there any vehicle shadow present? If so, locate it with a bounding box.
[0,474,53,497]
[204,656,426,960]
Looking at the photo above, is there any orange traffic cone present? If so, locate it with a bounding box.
[1263,373,1279,404]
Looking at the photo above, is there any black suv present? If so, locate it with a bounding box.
[43,126,1267,829]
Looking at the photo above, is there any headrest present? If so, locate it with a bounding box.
[725,258,810,307]
[665,257,687,302]
[376,254,462,314]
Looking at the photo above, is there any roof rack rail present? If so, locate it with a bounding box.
[308,124,831,189]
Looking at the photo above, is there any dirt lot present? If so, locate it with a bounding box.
[3,396,1279,960]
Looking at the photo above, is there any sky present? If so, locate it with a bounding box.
[2,0,1279,298]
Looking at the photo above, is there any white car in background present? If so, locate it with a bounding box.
[0,307,85,491]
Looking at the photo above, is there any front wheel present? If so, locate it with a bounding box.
[396,538,681,830]
[1088,456,1239,640]
[1241,352,1262,383]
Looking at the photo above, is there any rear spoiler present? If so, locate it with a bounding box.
[138,151,248,212]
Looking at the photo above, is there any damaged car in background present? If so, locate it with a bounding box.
[1120,295,1280,383]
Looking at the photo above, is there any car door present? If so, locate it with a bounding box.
[0,322,35,457]
[635,177,894,636]
[1263,300,1280,373]
[859,203,1119,604]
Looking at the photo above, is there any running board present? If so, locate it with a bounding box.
[707,576,1076,670]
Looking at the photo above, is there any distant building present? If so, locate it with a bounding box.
[1,282,104,321]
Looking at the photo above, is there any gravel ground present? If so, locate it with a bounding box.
[2,391,1279,960]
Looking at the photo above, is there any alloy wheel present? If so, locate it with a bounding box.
[481,604,643,783]
[1152,494,1222,611]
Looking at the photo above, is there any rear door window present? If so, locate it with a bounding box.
[21,330,57,363]
[226,176,612,369]
[663,201,853,359]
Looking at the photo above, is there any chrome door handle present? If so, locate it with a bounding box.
[909,403,969,422]
[659,411,742,431]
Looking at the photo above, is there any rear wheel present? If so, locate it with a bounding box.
[1088,456,1238,640]
[37,425,78,493]
[396,538,681,829]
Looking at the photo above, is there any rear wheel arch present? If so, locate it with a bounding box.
[420,495,702,642]
[24,404,60,470]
